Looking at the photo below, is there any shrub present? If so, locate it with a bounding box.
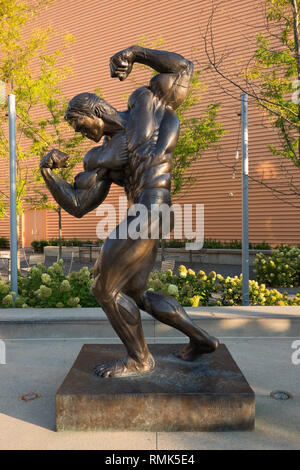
[158,239,193,248]
[0,237,9,249]
[249,241,271,250]
[33,238,99,248]
[254,245,300,287]
[203,239,271,250]
[31,239,48,253]
[147,266,300,306]
[148,266,217,307]
[214,274,299,306]
[15,260,98,308]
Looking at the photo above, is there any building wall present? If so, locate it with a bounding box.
[0,0,300,246]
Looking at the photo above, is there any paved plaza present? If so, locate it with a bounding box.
[0,335,299,450]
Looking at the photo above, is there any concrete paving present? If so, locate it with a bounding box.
[0,337,299,450]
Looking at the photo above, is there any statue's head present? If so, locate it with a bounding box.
[65,92,119,142]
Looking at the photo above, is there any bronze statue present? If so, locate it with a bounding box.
[40,46,219,378]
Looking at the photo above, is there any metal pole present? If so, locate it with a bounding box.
[8,94,18,299]
[241,93,249,305]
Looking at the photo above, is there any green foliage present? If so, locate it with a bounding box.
[31,239,48,252]
[244,0,300,168]
[215,273,300,306]
[249,241,272,250]
[148,266,217,306]
[0,261,299,307]
[15,260,98,308]
[0,236,9,248]
[158,238,194,248]
[31,238,99,251]
[148,265,300,306]
[203,239,242,249]
[0,277,12,307]
[159,238,271,249]
[172,74,225,195]
[203,239,271,250]
[254,244,300,287]
[0,0,85,220]
[47,237,95,247]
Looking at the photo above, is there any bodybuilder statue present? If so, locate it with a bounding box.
[40,46,219,378]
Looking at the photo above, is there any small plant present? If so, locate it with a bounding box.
[16,260,98,308]
[0,237,9,249]
[214,274,298,306]
[254,245,300,287]
[31,239,48,253]
[148,266,217,306]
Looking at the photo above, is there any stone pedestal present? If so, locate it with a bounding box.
[56,344,255,432]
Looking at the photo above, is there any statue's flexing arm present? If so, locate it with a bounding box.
[40,128,128,218]
[40,150,111,218]
[110,45,194,152]
[110,45,194,103]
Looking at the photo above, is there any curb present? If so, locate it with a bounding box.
[0,306,299,340]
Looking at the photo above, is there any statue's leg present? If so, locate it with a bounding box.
[92,231,157,378]
[126,249,219,361]
[141,290,219,360]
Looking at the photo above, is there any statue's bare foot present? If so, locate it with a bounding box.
[174,337,219,361]
[94,353,155,378]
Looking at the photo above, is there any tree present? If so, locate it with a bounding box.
[203,0,300,207]
[172,72,225,195]
[0,0,85,255]
[25,94,85,258]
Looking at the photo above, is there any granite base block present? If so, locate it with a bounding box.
[56,344,255,432]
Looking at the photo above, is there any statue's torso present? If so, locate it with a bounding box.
[85,86,179,206]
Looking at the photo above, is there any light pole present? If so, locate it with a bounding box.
[241,93,249,305]
[8,93,18,299]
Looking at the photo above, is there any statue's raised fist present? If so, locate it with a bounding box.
[110,47,135,81]
[40,149,69,170]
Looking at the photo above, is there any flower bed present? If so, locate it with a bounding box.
[0,261,299,308]
[0,260,98,308]
[148,265,300,307]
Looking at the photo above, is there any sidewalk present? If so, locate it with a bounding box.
[0,336,299,450]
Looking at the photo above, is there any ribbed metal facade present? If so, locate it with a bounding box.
[0,0,300,246]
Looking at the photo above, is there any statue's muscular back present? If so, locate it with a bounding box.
[125,84,180,204]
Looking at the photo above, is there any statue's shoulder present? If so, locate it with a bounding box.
[128,86,153,109]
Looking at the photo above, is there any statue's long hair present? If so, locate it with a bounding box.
[64,92,119,126]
